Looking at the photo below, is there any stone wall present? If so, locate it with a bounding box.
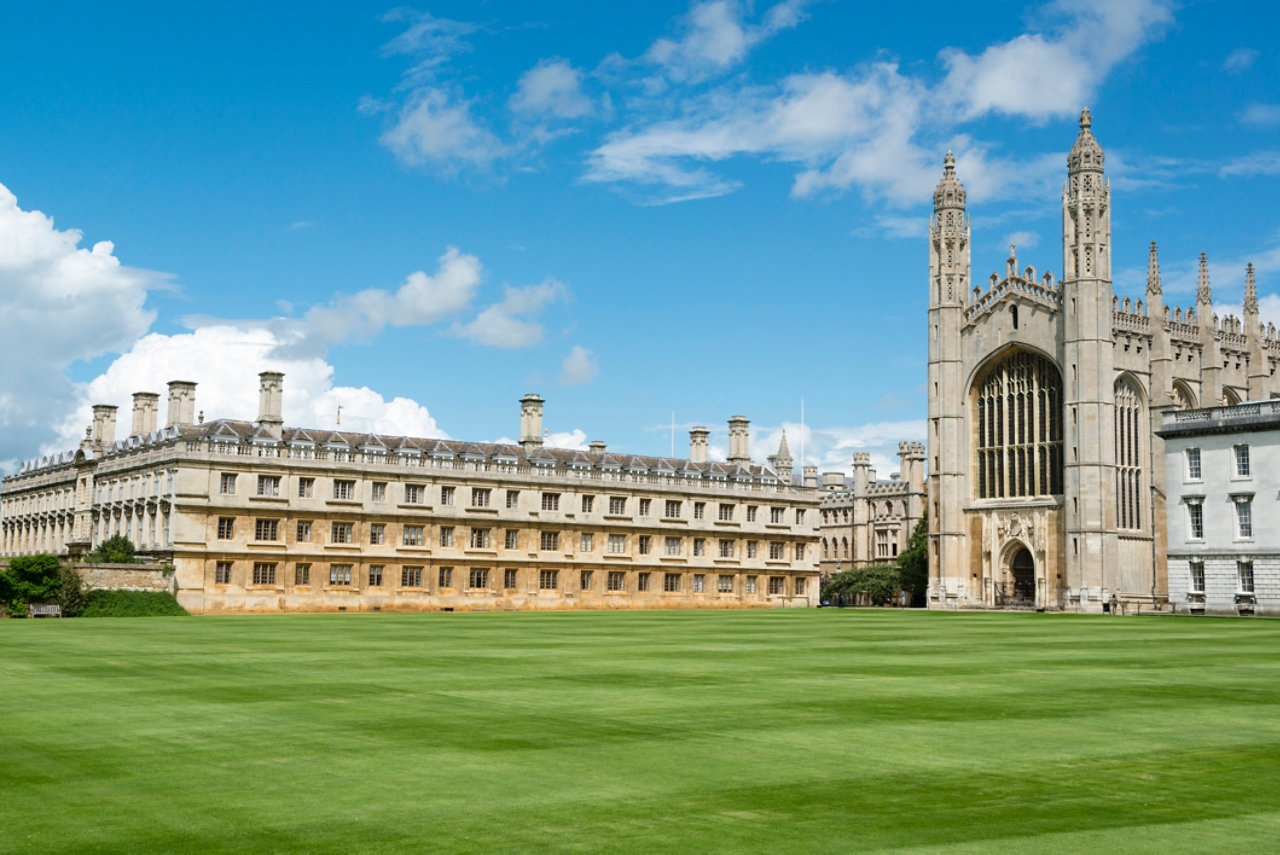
[76,562,175,593]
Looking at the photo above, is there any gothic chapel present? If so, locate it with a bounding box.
[927,110,1280,611]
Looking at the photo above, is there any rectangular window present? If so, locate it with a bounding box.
[296,521,312,542]
[637,572,650,592]
[469,568,489,590]
[769,576,785,595]
[368,565,384,587]
[639,499,651,516]
[298,477,314,498]
[439,526,454,547]
[470,528,491,549]
[441,486,455,506]
[717,574,733,593]
[215,561,232,584]
[876,529,890,558]
[693,538,705,557]
[608,534,626,554]
[718,539,734,558]
[254,519,279,541]
[770,507,784,524]
[539,569,558,590]
[541,492,560,511]
[1189,561,1205,593]
[663,573,681,592]
[331,522,353,544]
[795,509,806,525]
[1188,503,1203,540]
[664,500,682,518]
[540,531,559,551]
[796,543,807,560]
[333,479,355,500]
[747,541,758,558]
[769,542,785,560]
[506,490,519,509]
[1239,560,1255,593]
[257,475,280,497]
[638,535,652,555]
[1235,444,1251,477]
[607,571,625,591]
[608,496,626,515]
[371,482,387,502]
[403,525,424,547]
[219,473,237,494]
[503,568,518,589]
[1236,498,1253,539]
[692,574,705,593]
[746,505,758,522]
[294,564,310,586]
[404,484,424,504]
[329,564,352,586]
[745,575,757,594]
[217,517,234,540]
[795,577,806,595]
[580,570,593,591]
[1185,448,1201,480]
[718,503,734,521]
[580,532,594,552]
[402,566,423,587]
[472,488,490,508]
[504,529,518,550]
[664,536,681,556]
[693,502,705,520]
[369,523,385,545]
[581,494,595,513]
[438,567,453,588]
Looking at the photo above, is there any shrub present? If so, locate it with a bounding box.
[80,590,188,618]
[86,535,138,564]
[822,564,902,606]
[2,554,63,615]
[57,566,90,617]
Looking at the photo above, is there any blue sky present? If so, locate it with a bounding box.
[2,0,1278,475]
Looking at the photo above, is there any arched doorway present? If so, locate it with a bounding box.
[1008,547,1035,606]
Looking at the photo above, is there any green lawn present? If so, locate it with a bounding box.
[2,610,1280,853]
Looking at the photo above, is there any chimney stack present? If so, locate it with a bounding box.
[852,452,872,494]
[519,394,544,448]
[91,404,118,447]
[167,380,197,427]
[689,426,709,463]
[588,441,606,453]
[802,465,818,488]
[131,392,160,437]
[726,416,750,464]
[821,472,844,490]
[257,371,285,439]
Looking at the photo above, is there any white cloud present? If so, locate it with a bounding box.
[645,0,810,82]
[380,87,507,171]
[511,60,593,119]
[1239,103,1280,127]
[1001,230,1040,253]
[558,345,599,386]
[1220,151,1280,177]
[1223,47,1259,73]
[0,182,165,468]
[378,9,478,85]
[455,278,568,348]
[545,429,589,450]
[747,419,926,476]
[856,215,926,240]
[52,326,448,455]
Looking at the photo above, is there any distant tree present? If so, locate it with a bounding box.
[2,554,63,616]
[822,564,901,606]
[86,535,136,564]
[897,515,928,607]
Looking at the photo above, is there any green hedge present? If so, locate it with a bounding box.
[80,590,188,618]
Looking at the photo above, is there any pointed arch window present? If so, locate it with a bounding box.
[974,351,1063,499]
[1115,379,1145,530]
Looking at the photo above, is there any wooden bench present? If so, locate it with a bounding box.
[28,604,62,618]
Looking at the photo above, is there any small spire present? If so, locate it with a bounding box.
[1197,252,1212,306]
[1244,262,1258,315]
[944,150,955,173]
[1079,107,1092,134]
[776,430,792,463]
[1146,241,1162,295]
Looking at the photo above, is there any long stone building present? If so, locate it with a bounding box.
[928,109,1280,612]
[815,443,926,578]
[2,375,820,612]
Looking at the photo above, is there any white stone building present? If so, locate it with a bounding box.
[1157,400,1280,616]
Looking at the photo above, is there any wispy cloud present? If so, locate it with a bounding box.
[1222,47,1259,74]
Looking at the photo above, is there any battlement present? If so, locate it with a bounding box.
[964,268,1060,325]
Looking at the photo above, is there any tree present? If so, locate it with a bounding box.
[86,535,136,564]
[897,514,928,607]
[1,554,63,616]
[822,564,901,606]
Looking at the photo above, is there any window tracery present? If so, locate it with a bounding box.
[1114,379,1144,530]
[974,351,1063,499]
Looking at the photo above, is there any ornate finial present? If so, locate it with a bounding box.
[1196,252,1212,305]
[1009,244,1017,258]
[933,150,965,210]
[1079,108,1092,132]
[944,150,955,172]
[1146,241,1161,295]
[1244,262,1258,315]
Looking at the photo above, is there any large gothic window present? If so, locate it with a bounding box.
[1114,379,1145,530]
[974,351,1063,499]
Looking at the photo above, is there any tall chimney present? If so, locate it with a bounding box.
[852,452,872,495]
[802,465,818,488]
[726,416,750,464]
[131,392,160,436]
[689,426,709,463]
[257,371,285,439]
[91,405,118,447]
[519,394,544,448]
[588,441,606,453]
[167,380,197,427]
